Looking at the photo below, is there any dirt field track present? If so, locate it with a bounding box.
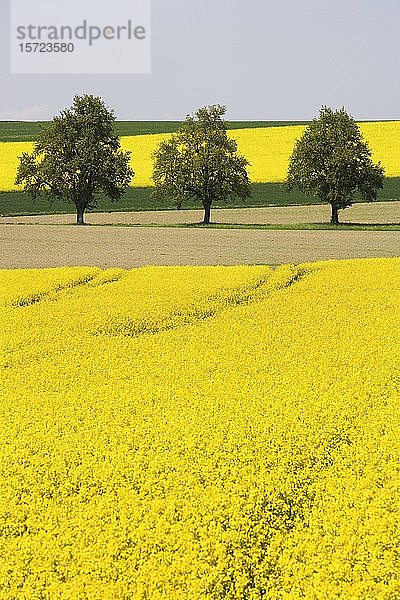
[2,201,400,226]
[1,203,399,269]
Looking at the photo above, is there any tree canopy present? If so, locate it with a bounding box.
[286,106,385,224]
[15,94,134,224]
[152,104,251,224]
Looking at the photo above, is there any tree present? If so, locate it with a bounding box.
[152,104,251,224]
[286,106,385,224]
[15,94,134,224]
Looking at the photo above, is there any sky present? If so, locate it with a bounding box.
[1,0,399,121]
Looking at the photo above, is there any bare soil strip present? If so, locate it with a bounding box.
[1,225,399,269]
[1,201,400,226]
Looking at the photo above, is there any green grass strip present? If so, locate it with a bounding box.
[0,120,313,142]
[1,179,399,218]
[89,222,400,232]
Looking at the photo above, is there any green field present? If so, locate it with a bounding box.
[1,179,400,218]
[0,120,315,142]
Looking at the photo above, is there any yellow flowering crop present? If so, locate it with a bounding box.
[0,141,34,192]
[1,257,400,598]
[358,121,400,181]
[1,121,400,191]
[119,133,170,188]
[231,121,400,183]
[231,125,306,183]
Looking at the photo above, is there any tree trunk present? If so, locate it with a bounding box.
[203,203,211,225]
[330,204,339,225]
[76,204,85,225]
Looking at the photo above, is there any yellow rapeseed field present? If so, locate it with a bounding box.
[233,121,400,183]
[1,257,400,599]
[1,121,400,191]
[0,141,35,192]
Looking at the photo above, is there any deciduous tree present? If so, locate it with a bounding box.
[152,105,251,224]
[287,106,385,224]
[16,94,134,224]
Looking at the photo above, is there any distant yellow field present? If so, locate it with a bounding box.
[0,140,35,192]
[1,258,400,598]
[1,121,400,191]
[233,121,400,183]
[120,132,170,187]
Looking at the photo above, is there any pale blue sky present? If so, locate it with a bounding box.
[1,0,399,120]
